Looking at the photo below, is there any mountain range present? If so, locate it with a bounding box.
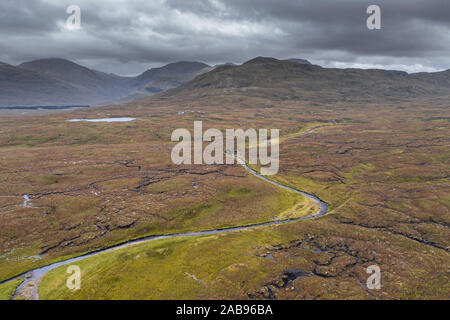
[0,58,212,107]
[1,56,450,107]
[162,57,450,104]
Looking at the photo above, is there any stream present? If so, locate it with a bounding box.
[3,126,329,300]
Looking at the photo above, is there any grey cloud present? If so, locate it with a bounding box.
[0,0,449,75]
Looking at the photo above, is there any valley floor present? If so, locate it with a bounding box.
[0,96,448,299]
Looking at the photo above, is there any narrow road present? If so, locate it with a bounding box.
[5,126,330,300]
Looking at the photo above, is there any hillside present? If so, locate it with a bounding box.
[20,58,133,99]
[161,57,450,103]
[0,62,89,106]
[0,59,212,107]
[4,56,450,107]
[123,61,212,101]
[1,62,448,299]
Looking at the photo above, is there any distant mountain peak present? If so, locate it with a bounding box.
[160,55,450,103]
[2,58,213,106]
[132,61,211,90]
[20,58,83,68]
[141,61,210,75]
[215,62,237,67]
[243,57,280,65]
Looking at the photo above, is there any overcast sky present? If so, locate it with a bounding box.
[1,0,449,76]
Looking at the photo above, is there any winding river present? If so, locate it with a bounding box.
[4,126,329,300]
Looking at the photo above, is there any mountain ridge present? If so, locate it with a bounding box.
[2,56,449,107]
[0,59,212,106]
[0,61,90,106]
[159,57,450,103]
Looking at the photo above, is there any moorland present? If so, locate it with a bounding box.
[0,58,448,300]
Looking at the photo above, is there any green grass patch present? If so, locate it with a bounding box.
[0,278,23,300]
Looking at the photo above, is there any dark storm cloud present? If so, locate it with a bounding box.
[187,0,450,57]
[0,0,448,75]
